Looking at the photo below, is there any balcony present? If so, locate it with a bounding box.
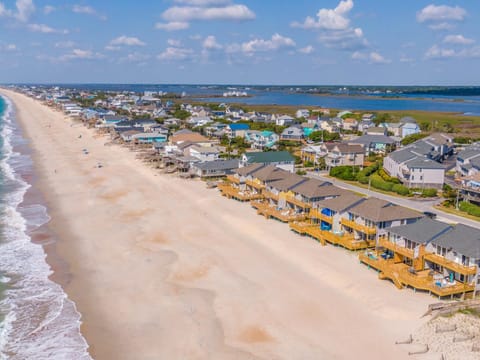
[258,205,308,223]
[218,183,263,202]
[424,253,477,276]
[378,238,414,259]
[226,174,241,184]
[309,209,333,224]
[359,256,475,297]
[264,190,280,201]
[322,231,374,250]
[285,195,311,209]
[245,179,265,190]
[341,218,377,235]
[289,221,316,235]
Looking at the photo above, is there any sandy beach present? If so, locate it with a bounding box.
[1,88,434,359]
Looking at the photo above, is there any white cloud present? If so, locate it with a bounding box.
[15,0,35,22]
[158,47,194,61]
[428,22,454,31]
[72,4,106,20]
[291,0,353,30]
[417,4,466,23]
[28,23,68,34]
[167,39,182,47]
[399,55,414,63]
[43,5,55,14]
[1,43,17,51]
[443,34,474,45]
[119,52,151,63]
[110,35,146,47]
[352,51,391,64]
[425,44,456,59]
[155,21,190,31]
[60,48,104,61]
[162,4,255,22]
[0,0,35,22]
[227,33,295,55]
[292,0,368,52]
[203,35,222,49]
[298,45,314,54]
[55,40,75,48]
[425,44,480,59]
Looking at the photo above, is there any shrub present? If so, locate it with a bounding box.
[421,188,438,197]
[459,202,480,217]
[392,184,410,196]
[296,170,307,176]
[329,166,359,181]
[378,169,401,184]
[370,174,394,191]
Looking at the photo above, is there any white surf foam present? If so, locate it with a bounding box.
[0,95,92,360]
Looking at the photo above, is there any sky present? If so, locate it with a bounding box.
[1,0,480,85]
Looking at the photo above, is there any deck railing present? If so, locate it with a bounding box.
[341,218,377,235]
[424,253,477,276]
[309,209,333,224]
[226,174,240,184]
[285,195,311,209]
[245,179,265,190]
[378,238,415,259]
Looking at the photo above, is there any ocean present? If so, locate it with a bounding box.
[0,96,91,359]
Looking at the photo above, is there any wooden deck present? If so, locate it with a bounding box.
[257,205,308,223]
[285,195,311,209]
[289,222,315,235]
[378,238,415,259]
[226,174,241,184]
[321,231,374,250]
[424,253,477,276]
[218,184,263,202]
[309,209,333,224]
[245,179,265,190]
[359,251,475,298]
[340,218,376,235]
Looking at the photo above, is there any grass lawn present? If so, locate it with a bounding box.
[434,204,480,221]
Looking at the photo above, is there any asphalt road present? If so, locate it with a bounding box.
[307,171,480,229]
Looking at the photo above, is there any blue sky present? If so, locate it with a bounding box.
[1,0,480,85]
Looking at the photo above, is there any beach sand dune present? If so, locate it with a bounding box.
[1,89,433,360]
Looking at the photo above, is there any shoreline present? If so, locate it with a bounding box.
[1,88,435,359]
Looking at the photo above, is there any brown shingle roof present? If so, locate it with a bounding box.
[267,173,307,191]
[317,193,365,212]
[291,179,347,199]
[170,132,210,144]
[234,163,265,176]
[250,165,288,182]
[348,198,422,222]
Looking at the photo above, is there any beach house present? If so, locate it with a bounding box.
[359,218,480,298]
[217,163,266,202]
[244,130,279,150]
[240,151,295,172]
[280,126,304,142]
[225,123,250,139]
[190,159,239,179]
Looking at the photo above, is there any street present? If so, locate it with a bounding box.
[308,171,480,229]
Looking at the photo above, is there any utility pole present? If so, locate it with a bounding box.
[455,188,460,210]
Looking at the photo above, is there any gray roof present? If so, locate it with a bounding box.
[350,134,396,146]
[457,146,480,161]
[268,173,307,191]
[235,163,265,176]
[194,159,239,171]
[317,193,365,212]
[405,157,445,170]
[389,149,418,164]
[387,218,452,244]
[430,224,480,259]
[250,165,288,182]
[293,181,347,200]
[348,198,422,222]
[245,151,295,164]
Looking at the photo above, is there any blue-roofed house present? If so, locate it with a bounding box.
[225,123,250,138]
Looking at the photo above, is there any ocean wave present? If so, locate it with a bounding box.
[0,95,91,360]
